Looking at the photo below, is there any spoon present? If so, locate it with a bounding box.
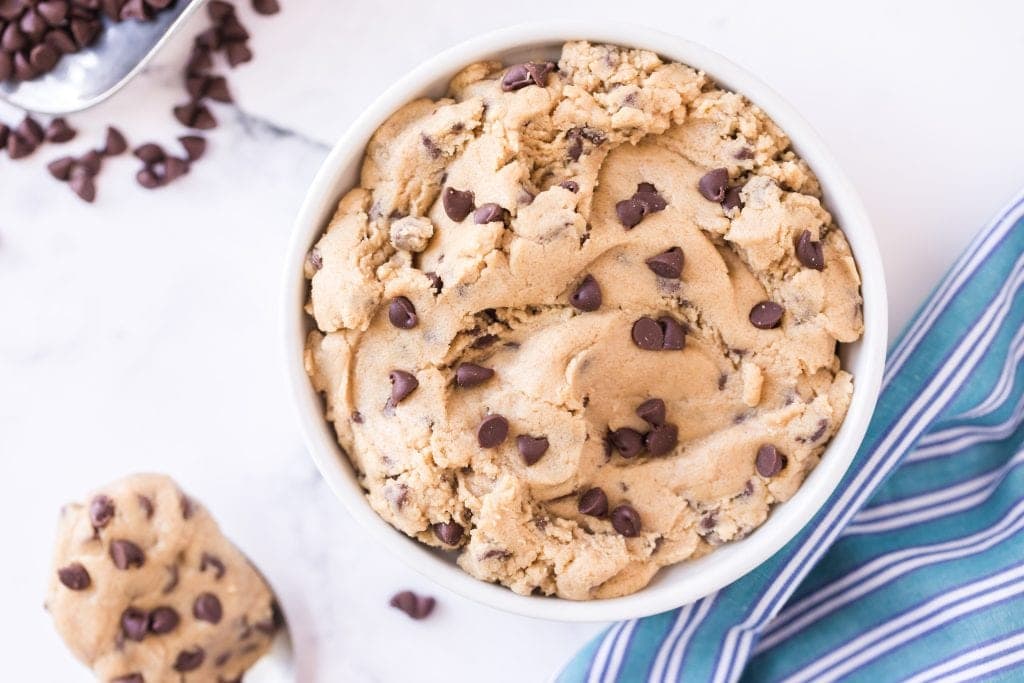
[0,0,204,115]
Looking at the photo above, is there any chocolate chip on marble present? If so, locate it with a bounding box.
[109,539,145,569]
[389,370,419,404]
[611,505,642,537]
[749,301,785,329]
[442,187,474,222]
[68,168,95,202]
[200,552,226,579]
[425,271,443,294]
[133,143,165,165]
[77,149,102,176]
[645,423,678,456]
[44,118,76,143]
[610,427,644,459]
[659,316,686,350]
[570,274,602,312]
[17,116,44,146]
[796,230,825,270]
[148,606,180,634]
[179,135,206,161]
[174,647,205,672]
[636,398,666,426]
[225,41,253,68]
[121,607,149,642]
[722,185,744,211]
[193,592,223,623]
[455,363,494,388]
[387,296,418,329]
[7,132,34,159]
[0,122,8,148]
[698,168,729,202]
[477,413,509,448]
[89,494,115,529]
[631,317,663,350]
[500,61,555,91]
[560,180,579,193]
[57,562,91,590]
[102,126,127,156]
[516,435,549,465]
[173,101,217,130]
[390,590,435,620]
[645,247,684,279]
[473,202,508,225]
[755,444,786,477]
[46,156,74,181]
[578,487,608,517]
[432,521,464,546]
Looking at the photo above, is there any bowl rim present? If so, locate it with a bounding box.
[281,21,889,623]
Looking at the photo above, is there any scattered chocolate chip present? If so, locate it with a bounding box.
[121,607,149,642]
[473,202,508,225]
[645,247,684,279]
[631,317,663,350]
[578,487,608,517]
[796,230,825,270]
[174,647,205,673]
[7,132,34,159]
[477,413,509,448]
[200,552,226,579]
[173,101,217,130]
[57,562,91,590]
[179,135,206,161]
[102,126,127,155]
[698,168,729,202]
[570,274,602,312]
[148,606,180,634]
[46,156,74,180]
[722,185,744,211]
[136,168,161,189]
[501,61,555,91]
[749,301,785,329]
[455,363,494,388]
[387,296,418,329]
[389,370,418,404]
[252,0,280,14]
[77,149,102,175]
[225,41,253,67]
[432,521,464,546]
[16,116,44,145]
[636,398,665,426]
[193,592,223,623]
[390,590,435,620]
[0,123,8,148]
[659,316,686,350]
[45,118,76,143]
[755,444,786,477]
[207,0,234,21]
[616,182,667,228]
[442,187,474,222]
[516,435,549,465]
[133,143,165,164]
[611,505,642,537]
[559,180,579,193]
[68,170,96,202]
[89,494,115,528]
[645,423,678,456]
[109,539,145,569]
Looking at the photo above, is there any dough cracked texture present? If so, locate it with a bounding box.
[46,474,280,681]
[304,41,864,599]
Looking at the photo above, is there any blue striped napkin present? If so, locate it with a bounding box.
[559,190,1024,683]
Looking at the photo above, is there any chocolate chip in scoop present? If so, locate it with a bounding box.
[749,301,785,329]
[389,370,418,404]
[148,606,180,634]
[610,428,644,459]
[57,563,90,590]
[698,168,729,202]
[616,182,667,229]
[455,363,494,388]
[193,592,223,623]
[659,316,686,350]
[636,398,666,426]
[501,61,555,91]
[477,414,509,448]
[796,230,825,270]
[631,317,663,350]
[388,296,418,329]
[473,203,508,225]
[570,274,602,312]
[432,521,464,546]
[89,494,115,529]
[442,187,474,222]
[645,423,678,456]
[755,444,787,477]
[121,607,149,642]
[109,539,145,570]
[611,505,642,537]
[173,647,205,672]
[645,247,684,279]
[517,435,549,465]
[578,487,608,517]
[722,185,744,211]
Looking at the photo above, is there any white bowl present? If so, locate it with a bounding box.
[281,22,888,622]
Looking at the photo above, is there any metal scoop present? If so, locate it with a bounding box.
[0,0,203,115]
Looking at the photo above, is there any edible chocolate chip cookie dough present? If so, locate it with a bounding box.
[304,41,863,599]
[46,474,280,681]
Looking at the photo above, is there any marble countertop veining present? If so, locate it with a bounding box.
[3,1,1024,681]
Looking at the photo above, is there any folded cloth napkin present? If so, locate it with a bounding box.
[559,190,1024,683]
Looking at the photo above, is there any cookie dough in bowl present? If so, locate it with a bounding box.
[302,39,864,601]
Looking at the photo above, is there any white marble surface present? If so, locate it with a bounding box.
[2,1,1023,681]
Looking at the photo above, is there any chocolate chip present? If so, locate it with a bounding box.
[501,61,555,91]
[37,1,68,24]
[89,494,115,528]
[560,180,579,193]
[631,317,663,350]
[645,423,678,456]
[2,23,27,54]
[722,185,744,211]
[425,271,443,294]
[471,333,499,349]
[162,564,180,593]
[109,539,145,569]
[390,590,435,620]
[174,647,205,672]
[7,133,34,159]
[516,435,549,465]
[77,149,102,176]
[70,18,100,48]
[432,521,464,546]
[29,42,57,71]
[17,116,44,146]
[749,301,785,329]
[179,135,206,161]
[477,414,508,448]
[199,552,226,579]
[173,101,217,130]
[615,197,645,229]
[473,202,508,225]
[698,168,729,202]
[455,363,494,388]
[121,607,149,642]
[47,156,74,180]
[136,168,160,189]
[570,274,602,312]
[755,444,787,477]
[225,41,253,67]
[389,370,418,404]
[578,487,608,517]
[252,0,280,14]
[0,53,9,82]
[611,505,642,537]
[193,592,223,623]
[180,494,195,519]
[442,187,474,222]
[796,230,825,270]
[645,247,684,279]
[148,606,180,634]
[616,182,667,228]
[636,398,665,426]
[102,126,127,156]
[45,118,76,143]
[0,123,8,148]
[610,427,644,458]
[134,143,165,164]
[207,0,234,21]
[659,316,686,350]
[111,674,143,683]
[57,562,91,590]
[387,296,418,329]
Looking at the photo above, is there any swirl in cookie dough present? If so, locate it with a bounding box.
[304,41,863,600]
